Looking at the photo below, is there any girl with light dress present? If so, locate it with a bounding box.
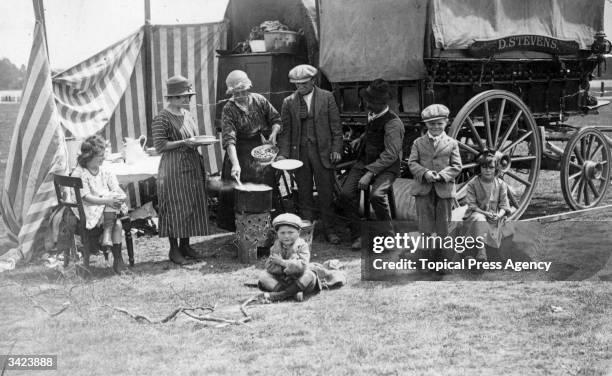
[72,134,128,273]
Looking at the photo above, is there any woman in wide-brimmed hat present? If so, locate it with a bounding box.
[152,75,208,265]
[217,70,282,231]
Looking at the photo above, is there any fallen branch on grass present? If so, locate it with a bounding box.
[105,303,249,326]
[22,289,71,317]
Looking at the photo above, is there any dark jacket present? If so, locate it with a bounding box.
[359,110,404,176]
[278,87,342,169]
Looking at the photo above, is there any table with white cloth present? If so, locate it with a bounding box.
[103,156,161,186]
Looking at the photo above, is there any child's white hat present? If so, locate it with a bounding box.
[273,213,303,231]
[421,104,450,122]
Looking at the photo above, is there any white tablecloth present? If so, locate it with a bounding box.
[103,156,161,185]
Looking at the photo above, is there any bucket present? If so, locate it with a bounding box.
[249,40,266,53]
[264,31,298,53]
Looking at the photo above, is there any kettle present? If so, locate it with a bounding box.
[123,135,148,164]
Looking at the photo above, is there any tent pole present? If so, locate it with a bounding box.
[314,0,320,67]
[32,0,50,60]
[143,0,153,145]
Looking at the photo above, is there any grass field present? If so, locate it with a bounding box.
[1,102,612,375]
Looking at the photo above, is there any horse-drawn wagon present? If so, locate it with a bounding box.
[318,0,612,218]
[219,0,612,218]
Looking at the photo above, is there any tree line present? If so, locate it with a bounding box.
[0,58,26,90]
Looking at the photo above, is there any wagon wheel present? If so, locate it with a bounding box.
[448,90,542,219]
[560,127,610,210]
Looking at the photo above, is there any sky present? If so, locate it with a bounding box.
[2,1,612,70]
[0,0,229,69]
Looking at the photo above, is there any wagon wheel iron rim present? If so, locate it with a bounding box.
[560,127,610,210]
[449,89,542,220]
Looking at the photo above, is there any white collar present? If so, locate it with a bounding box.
[368,106,389,122]
[427,131,445,141]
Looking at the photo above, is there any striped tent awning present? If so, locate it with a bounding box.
[1,20,227,262]
[53,21,227,174]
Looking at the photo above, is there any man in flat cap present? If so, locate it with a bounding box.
[338,79,405,250]
[408,104,462,268]
[278,64,343,244]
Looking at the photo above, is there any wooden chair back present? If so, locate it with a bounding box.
[52,174,87,234]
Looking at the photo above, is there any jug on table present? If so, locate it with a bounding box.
[123,135,148,164]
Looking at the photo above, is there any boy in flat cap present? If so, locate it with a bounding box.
[338,79,405,250]
[408,104,462,265]
[277,64,343,245]
[258,213,320,302]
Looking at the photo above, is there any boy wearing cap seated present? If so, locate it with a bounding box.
[408,104,462,265]
[258,213,320,302]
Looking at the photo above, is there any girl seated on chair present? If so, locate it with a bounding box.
[72,134,129,273]
[462,152,512,262]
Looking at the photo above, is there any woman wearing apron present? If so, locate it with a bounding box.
[153,75,208,265]
[217,70,282,231]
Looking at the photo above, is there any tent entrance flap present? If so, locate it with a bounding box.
[318,0,429,83]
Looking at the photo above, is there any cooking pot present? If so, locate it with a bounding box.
[234,183,273,213]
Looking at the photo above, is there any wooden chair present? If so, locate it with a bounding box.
[52,174,134,270]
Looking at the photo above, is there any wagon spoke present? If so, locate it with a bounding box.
[569,161,582,170]
[589,143,604,160]
[465,117,486,149]
[505,170,532,187]
[583,181,590,206]
[500,130,533,153]
[497,110,522,149]
[494,98,506,147]
[568,171,582,181]
[577,178,585,202]
[507,188,520,208]
[570,176,581,196]
[458,141,480,156]
[584,135,594,161]
[572,177,584,198]
[483,101,493,147]
[572,146,585,165]
[461,162,478,170]
[456,175,478,199]
[587,178,599,198]
[509,155,537,162]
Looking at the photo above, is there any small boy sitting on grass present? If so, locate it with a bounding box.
[258,213,320,302]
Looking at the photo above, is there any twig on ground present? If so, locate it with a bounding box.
[105,303,252,326]
[22,289,71,317]
[240,294,260,321]
[181,310,249,325]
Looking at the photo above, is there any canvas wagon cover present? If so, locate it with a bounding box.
[319,0,604,83]
[318,0,429,83]
[432,0,604,50]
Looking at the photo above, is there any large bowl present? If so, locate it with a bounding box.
[251,144,278,164]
